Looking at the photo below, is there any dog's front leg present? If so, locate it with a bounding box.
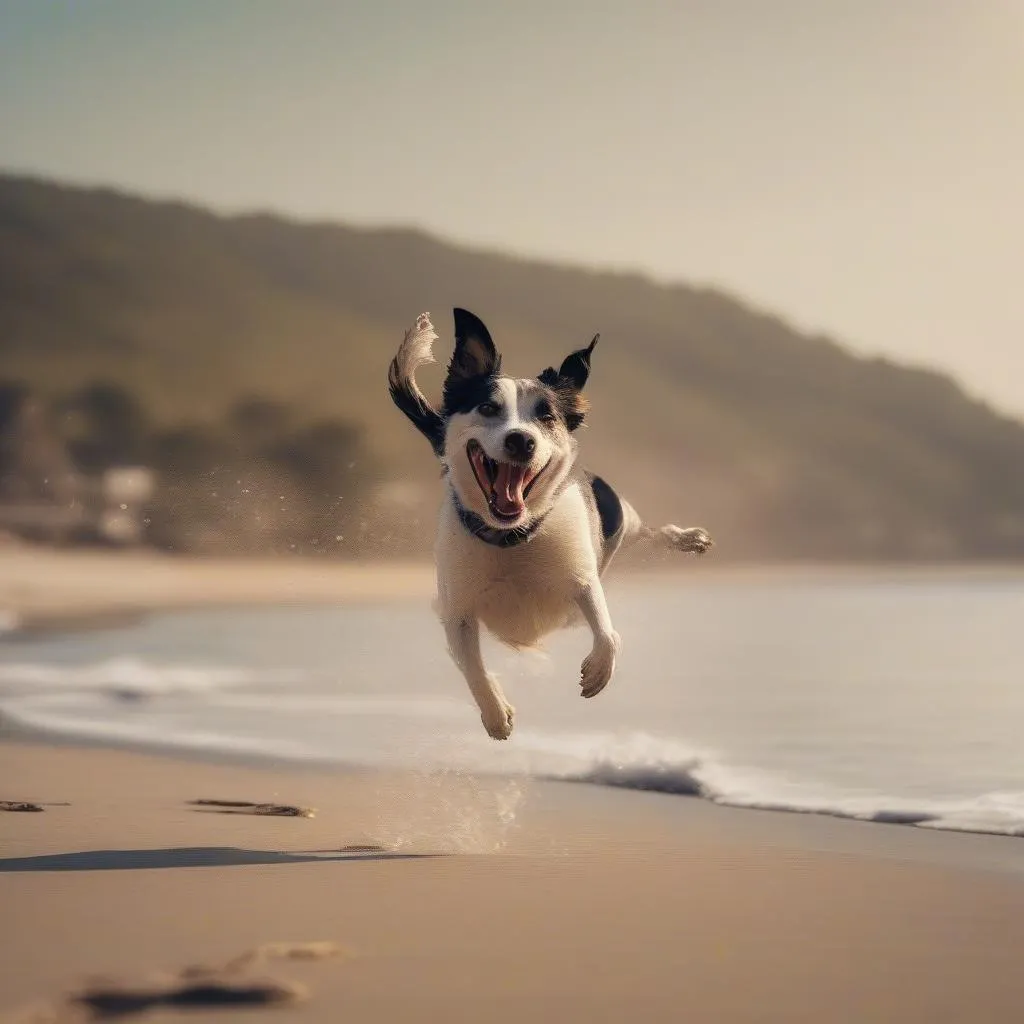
[575,579,621,699]
[443,616,515,740]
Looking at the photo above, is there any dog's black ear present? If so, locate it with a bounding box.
[557,335,599,391]
[448,308,500,382]
[538,335,598,433]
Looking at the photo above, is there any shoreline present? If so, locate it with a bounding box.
[3,710,1023,854]
[4,544,1024,852]
[3,732,1023,874]
[3,737,1024,1022]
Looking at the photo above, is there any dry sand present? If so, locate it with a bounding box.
[0,544,435,633]
[4,542,1024,637]
[3,740,1024,1023]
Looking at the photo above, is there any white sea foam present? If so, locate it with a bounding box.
[523,730,1024,837]
[0,656,286,696]
[3,659,1023,839]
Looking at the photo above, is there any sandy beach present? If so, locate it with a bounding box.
[4,542,1024,637]
[3,738,1024,1023]
[0,544,436,634]
[4,544,1024,1021]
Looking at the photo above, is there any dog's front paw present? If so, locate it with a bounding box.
[481,700,515,741]
[664,525,713,555]
[580,631,620,699]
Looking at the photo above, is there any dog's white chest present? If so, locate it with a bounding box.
[435,484,596,648]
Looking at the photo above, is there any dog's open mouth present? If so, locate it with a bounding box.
[467,441,546,523]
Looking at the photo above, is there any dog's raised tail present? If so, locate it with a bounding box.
[388,312,445,457]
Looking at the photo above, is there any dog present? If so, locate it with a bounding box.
[388,308,712,740]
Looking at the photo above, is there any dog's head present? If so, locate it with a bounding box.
[441,308,598,530]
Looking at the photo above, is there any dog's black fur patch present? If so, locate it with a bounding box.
[589,474,623,541]
[443,372,501,417]
[538,335,598,432]
[558,335,599,390]
[388,361,445,456]
[444,309,502,415]
[532,391,558,428]
[390,309,601,457]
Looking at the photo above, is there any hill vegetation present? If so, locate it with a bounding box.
[2,173,1023,561]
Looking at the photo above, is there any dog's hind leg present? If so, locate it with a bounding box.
[642,522,714,554]
[443,616,515,741]
[618,497,714,555]
[590,475,712,565]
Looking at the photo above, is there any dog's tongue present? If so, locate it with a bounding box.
[493,463,528,517]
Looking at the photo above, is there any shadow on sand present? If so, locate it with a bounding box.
[0,845,438,872]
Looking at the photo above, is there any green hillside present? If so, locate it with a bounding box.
[2,173,1023,561]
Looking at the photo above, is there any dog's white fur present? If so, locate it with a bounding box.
[391,311,712,740]
[443,376,579,533]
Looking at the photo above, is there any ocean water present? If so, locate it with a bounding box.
[2,574,1024,837]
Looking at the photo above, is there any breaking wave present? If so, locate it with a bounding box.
[528,731,1024,837]
[2,658,1023,838]
[0,656,291,699]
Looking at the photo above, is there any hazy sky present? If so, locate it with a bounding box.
[2,1,1022,413]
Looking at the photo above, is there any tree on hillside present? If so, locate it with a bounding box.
[59,381,150,472]
[0,384,80,504]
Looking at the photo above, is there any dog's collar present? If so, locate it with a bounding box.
[452,492,546,548]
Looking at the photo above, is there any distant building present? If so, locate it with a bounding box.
[97,466,156,545]
[0,395,155,547]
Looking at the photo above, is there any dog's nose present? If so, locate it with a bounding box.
[503,431,536,460]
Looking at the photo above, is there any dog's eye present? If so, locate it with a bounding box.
[478,402,500,417]
[535,401,557,424]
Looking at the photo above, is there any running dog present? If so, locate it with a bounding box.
[388,309,712,740]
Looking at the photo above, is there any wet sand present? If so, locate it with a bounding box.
[3,739,1024,1023]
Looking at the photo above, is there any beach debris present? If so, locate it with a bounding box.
[182,940,348,978]
[0,801,44,813]
[188,799,315,818]
[254,941,344,962]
